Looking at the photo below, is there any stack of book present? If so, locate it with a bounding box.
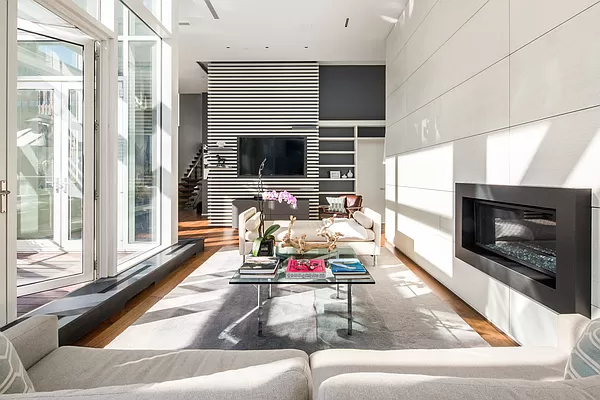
[329,258,368,279]
[286,259,327,279]
[239,256,280,279]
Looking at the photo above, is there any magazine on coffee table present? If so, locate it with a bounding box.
[286,259,326,279]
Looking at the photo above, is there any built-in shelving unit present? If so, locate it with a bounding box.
[316,124,384,206]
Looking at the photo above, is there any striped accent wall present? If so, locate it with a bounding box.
[207,62,319,226]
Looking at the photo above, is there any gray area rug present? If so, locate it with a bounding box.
[107,246,489,353]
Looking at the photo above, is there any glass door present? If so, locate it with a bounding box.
[15,5,95,295]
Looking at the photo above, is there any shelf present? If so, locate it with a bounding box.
[318,191,357,194]
[316,164,355,168]
[317,178,356,181]
[318,151,355,154]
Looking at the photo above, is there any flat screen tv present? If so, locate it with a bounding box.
[238,136,306,177]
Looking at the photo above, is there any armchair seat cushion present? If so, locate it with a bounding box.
[28,346,307,392]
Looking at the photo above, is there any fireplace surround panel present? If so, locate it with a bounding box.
[455,184,591,317]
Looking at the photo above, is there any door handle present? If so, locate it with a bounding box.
[0,180,10,213]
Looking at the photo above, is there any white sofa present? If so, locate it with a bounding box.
[238,207,381,262]
[2,316,312,399]
[311,313,591,399]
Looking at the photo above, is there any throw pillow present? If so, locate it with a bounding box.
[353,210,373,229]
[245,212,261,232]
[0,332,35,393]
[326,197,346,213]
[565,319,600,379]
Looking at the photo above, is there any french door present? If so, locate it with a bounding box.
[14,25,96,295]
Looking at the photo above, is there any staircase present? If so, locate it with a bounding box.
[179,148,204,211]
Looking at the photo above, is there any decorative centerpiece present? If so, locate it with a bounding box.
[281,216,343,254]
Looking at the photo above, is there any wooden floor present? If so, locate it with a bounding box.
[77,211,517,348]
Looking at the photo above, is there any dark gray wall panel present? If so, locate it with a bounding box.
[358,127,385,137]
[320,141,355,152]
[319,127,354,137]
[319,65,386,120]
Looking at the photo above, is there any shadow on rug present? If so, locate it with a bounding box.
[107,246,489,353]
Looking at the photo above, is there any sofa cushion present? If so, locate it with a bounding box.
[353,211,373,229]
[245,230,259,241]
[310,347,569,394]
[317,373,600,400]
[27,346,308,392]
[245,212,261,232]
[0,332,35,394]
[15,358,311,400]
[272,219,372,242]
[565,319,600,379]
[326,197,346,213]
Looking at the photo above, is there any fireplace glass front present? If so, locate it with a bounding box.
[474,200,556,277]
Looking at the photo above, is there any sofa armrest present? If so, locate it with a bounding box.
[363,208,381,256]
[239,207,257,255]
[558,313,590,353]
[3,315,58,370]
[13,357,312,400]
[317,373,599,400]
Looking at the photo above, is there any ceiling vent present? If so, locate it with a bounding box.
[179,21,191,26]
[344,17,349,27]
[203,0,220,19]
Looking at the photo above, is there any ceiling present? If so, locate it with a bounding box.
[177,0,407,93]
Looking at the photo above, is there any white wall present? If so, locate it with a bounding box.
[385,0,600,345]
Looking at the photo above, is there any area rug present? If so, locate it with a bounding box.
[107,246,489,353]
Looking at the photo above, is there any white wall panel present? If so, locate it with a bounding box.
[387,84,407,127]
[510,4,600,126]
[452,129,510,186]
[387,48,407,97]
[509,106,600,206]
[406,0,509,115]
[403,97,442,152]
[453,258,511,334]
[397,143,453,191]
[406,0,488,79]
[386,0,439,62]
[440,58,509,142]
[510,0,599,51]
[385,118,405,156]
[509,289,558,347]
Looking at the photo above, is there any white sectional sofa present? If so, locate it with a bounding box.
[238,207,381,262]
[2,316,312,399]
[4,306,597,400]
[311,313,591,399]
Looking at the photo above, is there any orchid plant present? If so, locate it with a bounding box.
[262,190,298,209]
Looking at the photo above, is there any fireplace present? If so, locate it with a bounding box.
[455,184,591,317]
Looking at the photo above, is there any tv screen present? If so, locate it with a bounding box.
[238,137,306,176]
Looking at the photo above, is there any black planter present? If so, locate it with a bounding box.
[257,238,275,256]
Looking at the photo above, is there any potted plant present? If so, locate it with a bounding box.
[252,223,280,257]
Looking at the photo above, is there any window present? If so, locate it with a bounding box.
[117,2,162,268]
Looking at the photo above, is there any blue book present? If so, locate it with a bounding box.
[329,258,367,274]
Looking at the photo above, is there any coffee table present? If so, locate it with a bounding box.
[229,246,375,336]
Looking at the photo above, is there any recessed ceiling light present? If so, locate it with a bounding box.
[304,46,309,49]
[265,46,269,49]
[226,46,231,49]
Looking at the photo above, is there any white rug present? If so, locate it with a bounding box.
[107,246,489,353]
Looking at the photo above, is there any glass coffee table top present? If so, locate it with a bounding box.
[229,246,375,285]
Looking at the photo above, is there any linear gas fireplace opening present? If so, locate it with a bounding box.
[474,200,556,287]
[455,184,591,317]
